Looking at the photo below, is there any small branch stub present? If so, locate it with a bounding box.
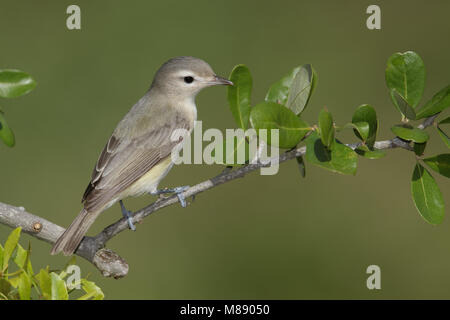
[33,222,42,232]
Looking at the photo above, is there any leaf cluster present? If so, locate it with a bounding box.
[0,70,36,147]
[0,227,104,300]
[225,51,449,224]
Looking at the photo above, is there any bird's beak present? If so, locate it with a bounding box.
[213,75,234,86]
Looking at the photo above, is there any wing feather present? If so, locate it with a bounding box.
[82,112,191,212]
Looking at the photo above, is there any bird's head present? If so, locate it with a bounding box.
[151,56,233,98]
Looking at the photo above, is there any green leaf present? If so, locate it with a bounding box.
[391,125,429,143]
[50,272,68,300]
[355,146,386,159]
[2,227,21,272]
[390,89,416,120]
[227,65,252,130]
[411,163,445,225]
[8,276,20,288]
[38,268,52,300]
[413,142,427,156]
[437,127,450,148]
[18,272,31,300]
[0,111,15,147]
[265,66,301,106]
[340,122,370,142]
[318,108,334,148]
[0,70,36,98]
[351,104,378,148]
[416,85,450,119]
[0,279,12,298]
[305,131,357,175]
[13,244,32,275]
[423,154,450,178]
[0,244,3,269]
[386,51,425,108]
[78,279,104,300]
[296,155,306,178]
[250,102,310,149]
[286,64,316,115]
[439,116,450,125]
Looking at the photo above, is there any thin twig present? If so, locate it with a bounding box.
[0,114,437,278]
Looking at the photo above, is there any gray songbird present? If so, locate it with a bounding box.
[51,56,233,256]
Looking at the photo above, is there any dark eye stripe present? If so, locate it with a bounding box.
[184,76,194,84]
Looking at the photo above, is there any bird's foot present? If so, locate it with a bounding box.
[151,185,190,208]
[119,200,136,231]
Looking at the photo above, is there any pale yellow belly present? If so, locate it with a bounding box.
[117,157,173,199]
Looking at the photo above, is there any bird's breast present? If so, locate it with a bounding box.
[120,157,174,198]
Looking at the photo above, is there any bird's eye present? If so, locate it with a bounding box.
[184,76,194,84]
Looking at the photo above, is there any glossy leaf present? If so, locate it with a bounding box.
[437,127,450,148]
[78,279,104,300]
[13,244,33,275]
[39,268,52,300]
[296,155,306,178]
[286,64,316,114]
[2,227,21,272]
[305,131,357,175]
[51,272,68,300]
[0,70,36,98]
[413,142,427,156]
[411,163,444,225]
[351,104,377,148]
[355,146,386,159]
[0,278,12,298]
[250,102,310,149]
[341,122,370,142]
[8,276,19,288]
[416,85,450,119]
[423,154,450,178]
[390,89,416,120]
[318,108,334,148]
[265,66,301,106]
[0,111,15,147]
[386,51,425,108]
[439,116,450,125]
[227,65,252,129]
[391,125,429,143]
[18,272,31,300]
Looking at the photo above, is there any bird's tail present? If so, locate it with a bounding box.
[51,208,100,256]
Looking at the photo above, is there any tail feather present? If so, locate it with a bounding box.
[51,209,99,256]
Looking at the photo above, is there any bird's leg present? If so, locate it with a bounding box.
[151,185,190,208]
[119,200,136,231]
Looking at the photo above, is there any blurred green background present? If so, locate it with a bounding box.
[1,0,449,299]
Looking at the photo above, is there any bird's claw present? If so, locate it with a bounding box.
[151,185,190,208]
[119,200,136,231]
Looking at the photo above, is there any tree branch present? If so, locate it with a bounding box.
[0,115,437,278]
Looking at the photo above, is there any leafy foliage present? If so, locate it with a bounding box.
[0,70,36,99]
[265,64,316,114]
[411,163,445,225]
[416,86,450,119]
[224,50,449,225]
[0,228,104,300]
[386,51,425,111]
[391,125,429,143]
[0,69,36,147]
[305,131,357,175]
[228,65,252,130]
[351,104,378,148]
[318,108,334,149]
[250,102,310,149]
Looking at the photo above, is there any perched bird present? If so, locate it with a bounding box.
[51,56,233,256]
